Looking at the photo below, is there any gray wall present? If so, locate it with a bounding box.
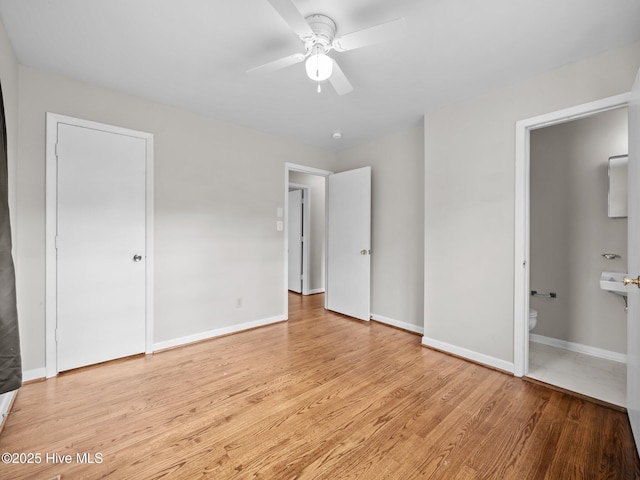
[14,64,335,371]
[6,49,426,371]
[530,108,628,353]
[337,127,425,331]
[289,171,325,293]
[424,41,640,367]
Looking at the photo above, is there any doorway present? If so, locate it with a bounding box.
[285,164,330,310]
[514,93,630,377]
[283,163,372,321]
[513,94,631,400]
[45,113,154,377]
[526,107,628,406]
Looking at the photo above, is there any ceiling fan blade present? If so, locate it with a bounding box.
[333,17,407,52]
[247,53,306,74]
[329,60,354,96]
[267,0,314,38]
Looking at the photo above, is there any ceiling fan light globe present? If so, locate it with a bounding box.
[305,53,333,82]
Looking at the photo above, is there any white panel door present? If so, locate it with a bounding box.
[56,123,147,372]
[627,68,640,449]
[288,189,303,293]
[326,167,371,321]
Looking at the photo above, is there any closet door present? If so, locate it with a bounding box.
[55,122,147,372]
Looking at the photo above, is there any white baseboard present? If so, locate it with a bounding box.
[23,368,46,382]
[371,313,424,335]
[308,288,325,295]
[19,316,289,380]
[421,336,514,373]
[153,315,287,352]
[529,333,626,363]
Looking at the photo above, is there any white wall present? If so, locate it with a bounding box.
[336,126,425,332]
[289,171,325,293]
[15,65,336,371]
[424,41,640,368]
[530,108,628,354]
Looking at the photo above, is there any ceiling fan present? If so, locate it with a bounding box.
[248,0,407,95]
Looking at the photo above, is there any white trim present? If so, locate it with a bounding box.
[284,163,333,317]
[45,113,154,378]
[145,139,155,354]
[372,313,424,335]
[153,315,287,352]
[422,336,515,373]
[286,163,334,177]
[308,288,325,295]
[530,334,626,364]
[513,117,530,377]
[513,93,630,377]
[23,368,46,382]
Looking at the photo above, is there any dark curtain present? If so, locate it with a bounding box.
[0,81,21,395]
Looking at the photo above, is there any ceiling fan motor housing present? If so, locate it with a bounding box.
[304,14,337,53]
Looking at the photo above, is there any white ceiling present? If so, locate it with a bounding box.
[0,0,639,150]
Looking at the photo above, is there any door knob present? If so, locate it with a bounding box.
[360,249,370,255]
[623,275,640,287]
[133,254,143,262]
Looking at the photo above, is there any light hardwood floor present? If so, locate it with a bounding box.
[1,293,639,479]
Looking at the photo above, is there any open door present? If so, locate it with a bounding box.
[326,167,371,321]
[627,68,640,449]
[288,189,303,293]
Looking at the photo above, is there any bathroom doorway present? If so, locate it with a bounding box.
[513,93,632,407]
[527,107,628,406]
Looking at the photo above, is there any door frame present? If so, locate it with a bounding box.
[45,113,154,378]
[513,93,630,377]
[284,163,333,318]
[289,183,311,295]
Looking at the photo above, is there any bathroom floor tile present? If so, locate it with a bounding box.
[527,342,626,407]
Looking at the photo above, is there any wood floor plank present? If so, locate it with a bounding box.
[0,292,638,479]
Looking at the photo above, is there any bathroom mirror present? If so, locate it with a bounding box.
[608,154,628,218]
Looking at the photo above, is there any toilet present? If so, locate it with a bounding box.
[528,308,538,331]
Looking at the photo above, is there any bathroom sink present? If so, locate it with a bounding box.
[600,271,628,297]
